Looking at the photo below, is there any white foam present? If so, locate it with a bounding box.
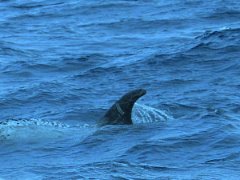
[0,119,95,143]
[132,103,173,124]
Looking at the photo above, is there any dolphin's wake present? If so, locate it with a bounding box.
[0,104,172,142]
[0,118,95,143]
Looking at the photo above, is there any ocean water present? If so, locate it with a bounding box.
[0,0,240,179]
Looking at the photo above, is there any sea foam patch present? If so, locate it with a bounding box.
[0,118,95,143]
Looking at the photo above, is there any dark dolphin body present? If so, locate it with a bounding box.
[99,89,147,126]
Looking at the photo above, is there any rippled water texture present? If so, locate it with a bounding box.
[0,0,240,179]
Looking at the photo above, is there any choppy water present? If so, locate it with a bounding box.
[0,0,240,179]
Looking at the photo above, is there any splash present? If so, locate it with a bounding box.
[132,103,173,124]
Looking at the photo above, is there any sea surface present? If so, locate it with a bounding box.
[0,0,240,179]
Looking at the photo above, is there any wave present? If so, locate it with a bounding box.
[205,7,240,20]
[0,41,32,57]
[11,1,65,10]
[196,27,240,39]
[161,26,240,58]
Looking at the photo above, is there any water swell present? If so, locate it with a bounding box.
[1,0,240,178]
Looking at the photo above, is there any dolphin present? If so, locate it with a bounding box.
[0,89,147,142]
[99,89,147,126]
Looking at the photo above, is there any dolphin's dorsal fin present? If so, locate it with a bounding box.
[99,89,146,126]
[115,103,125,115]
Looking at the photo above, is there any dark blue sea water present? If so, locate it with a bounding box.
[0,0,240,179]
